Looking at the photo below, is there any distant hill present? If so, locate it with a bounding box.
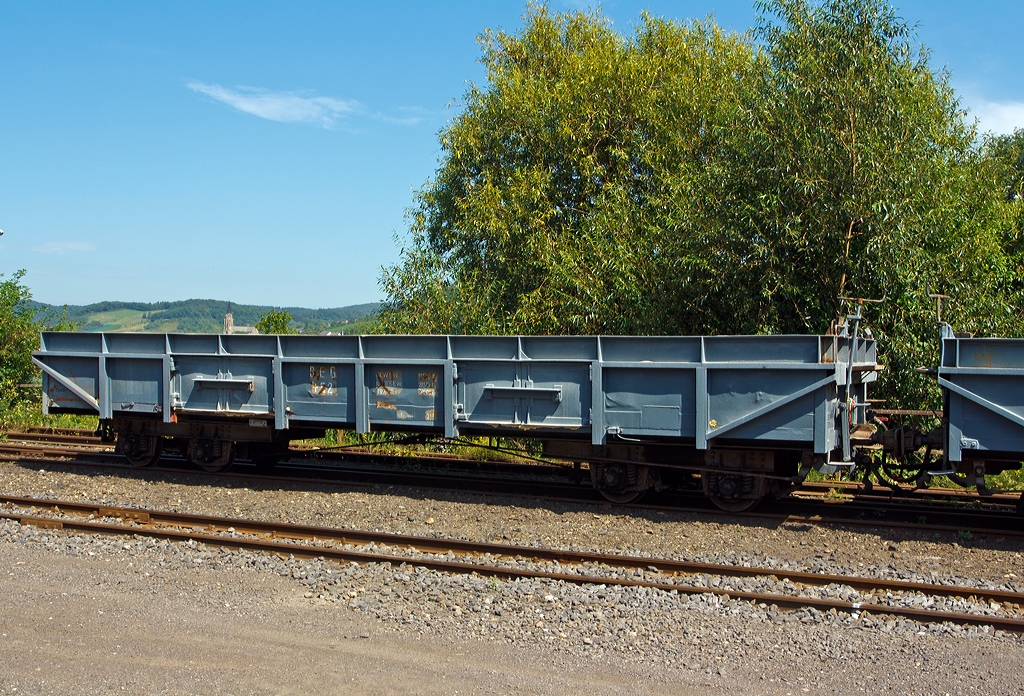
[32,299,379,334]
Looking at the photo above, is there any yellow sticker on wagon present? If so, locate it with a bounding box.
[418,372,438,396]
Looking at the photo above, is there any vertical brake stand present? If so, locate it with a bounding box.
[837,294,884,463]
[921,286,968,481]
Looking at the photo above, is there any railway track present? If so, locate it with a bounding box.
[2,431,1024,536]
[2,493,1021,634]
[6,429,1021,496]
[20,427,96,437]
[799,479,1023,505]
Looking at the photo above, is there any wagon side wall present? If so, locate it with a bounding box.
[34,332,877,456]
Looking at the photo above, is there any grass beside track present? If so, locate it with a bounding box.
[0,399,97,434]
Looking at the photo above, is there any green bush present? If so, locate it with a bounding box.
[1,270,83,429]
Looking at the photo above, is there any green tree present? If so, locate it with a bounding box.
[0,270,41,412]
[701,0,1016,405]
[256,309,296,335]
[983,128,1024,306]
[986,128,1024,202]
[0,270,79,414]
[379,0,1023,406]
[379,6,760,335]
[44,304,79,332]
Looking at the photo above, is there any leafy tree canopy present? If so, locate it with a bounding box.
[255,309,297,335]
[1,270,79,415]
[379,0,1023,406]
[0,270,39,411]
[986,128,1024,202]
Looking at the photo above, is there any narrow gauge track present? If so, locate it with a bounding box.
[5,431,1021,507]
[2,493,1021,634]
[2,434,1023,536]
[289,455,1024,533]
[3,432,102,445]
[799,480,1023,505]
[20,427,96,437]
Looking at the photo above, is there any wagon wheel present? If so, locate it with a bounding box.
[117,433,162,468]
[187,439,235,473]
[707,495,763,513]
[598,488,646,505]
[196,459,233,473]
[194,448,234,473]
[702,472,766,513]
[590,463,650,505]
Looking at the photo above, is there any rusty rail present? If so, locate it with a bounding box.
[1,437,1022,537]
[0,432,103,447]
[2,494,1022,633]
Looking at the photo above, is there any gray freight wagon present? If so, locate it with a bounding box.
[935,325,1024,486]
[34,331,878,510]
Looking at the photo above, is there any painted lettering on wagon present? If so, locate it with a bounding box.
[376,370,402,395]
[375,370,402,410]
[309,365,338,397]
[418,372,438,396]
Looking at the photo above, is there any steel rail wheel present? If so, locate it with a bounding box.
[116,433,162,468]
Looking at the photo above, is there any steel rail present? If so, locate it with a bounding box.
[799,480,1022,504]
[789,492,1020,518]
[2,495,1022,633]
[3,443,1024,538]
[0,443,112,458]
[7,433,1020,510]
[305,450,1022,507]
[1,431,102,445]
[22,427,95,437]
[3,432,1018,502]
[297,448,1024,507]
[3,492,1021,603]
[6,442,1015,524]
[283,459,1024,527]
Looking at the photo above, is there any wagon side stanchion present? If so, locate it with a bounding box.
[922,285,965,483]
[837,294,885,465]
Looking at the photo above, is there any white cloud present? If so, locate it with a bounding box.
[187,81,362,128]
[969,100,1024,136]
[376,106,427,126]
[33,241,98,254]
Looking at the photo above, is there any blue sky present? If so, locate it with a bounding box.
[1,1,1021,309]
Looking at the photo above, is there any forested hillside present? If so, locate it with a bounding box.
[30,299,379,334]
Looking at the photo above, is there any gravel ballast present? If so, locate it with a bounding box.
[1,459,1024,694]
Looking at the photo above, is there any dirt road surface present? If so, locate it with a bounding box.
[0,543,691,695]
